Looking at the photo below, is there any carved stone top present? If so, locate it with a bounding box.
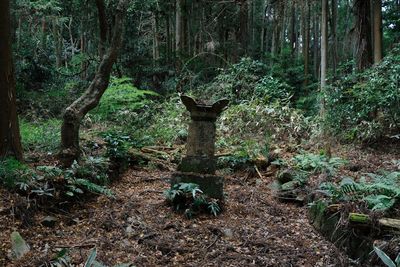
[177,95,229,175]
[181,95,229,121]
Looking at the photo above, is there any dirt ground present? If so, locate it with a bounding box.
[1,143,399,267]
[1,169,352,267]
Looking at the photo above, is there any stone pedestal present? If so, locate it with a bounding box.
[170,95,229,199]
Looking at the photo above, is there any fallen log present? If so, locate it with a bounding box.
[349,212,400,230]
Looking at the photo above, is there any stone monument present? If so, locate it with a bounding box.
[170,95,229,199]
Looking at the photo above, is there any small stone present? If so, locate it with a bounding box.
[281,180,300,191]
[126,225,134,236]
[10,231,30,259]
[223,228,234,239]
[41,216,57,228]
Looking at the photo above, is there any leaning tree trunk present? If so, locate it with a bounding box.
[0,0,23,161]
[60,0,127,166]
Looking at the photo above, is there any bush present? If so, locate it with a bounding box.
[0,158,32,189]
[90,76,159,123]
[164,183,221,218]
[20,118,61,153]
[325,44,400,142]
[196,58,294,104]
[17,79,86,119]
[319,171,400,212]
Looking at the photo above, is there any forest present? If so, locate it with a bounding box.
[0,0,399,266]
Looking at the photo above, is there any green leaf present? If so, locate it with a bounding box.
[373,246,396,267]
[395,253,400,266]
[84,248,97,267]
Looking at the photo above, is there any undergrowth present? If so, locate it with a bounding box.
[164,183,221,218]
[318,171,400,212]
[1,156,114,199]
[20,118,61,153]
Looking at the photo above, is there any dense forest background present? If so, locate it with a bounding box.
[6,0,400,152]
[1,0,400,266]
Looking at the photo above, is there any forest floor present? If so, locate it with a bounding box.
[1,143,399,267]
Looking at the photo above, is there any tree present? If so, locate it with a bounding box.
[60,0,128,165]
[353,0,373,71]
[321,0,328,111]
[0,0,23,161]
[372,0,383,64]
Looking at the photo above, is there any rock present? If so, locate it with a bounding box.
[125,225,134,236]
[276,169,296,184]
[223,228,234,239]
[41,216,57,228]
[10,231,30,259]
[281,180,301,191]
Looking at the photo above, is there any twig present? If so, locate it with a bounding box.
[54,243,96,249]
[205,235,220,251]
[254,165,264,179]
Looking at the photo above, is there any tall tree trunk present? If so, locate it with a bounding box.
[260,0,268,53]
[290,1,297,55]
[166,14,171,63]
[152,12,160,64]
[175,0,183,53]
[313,9,320,79]
[321,0,328,105]
[60,0,127,166]
[96,0,108,60]
[331,0,338,75]
[321,0,331,156]
[175,0,184,67]
[0,0,23,160]
[353,0,373,71]
[52,17,63,68]
[239,0,249,54]
[302,0,310,86]
[372,0,382,63]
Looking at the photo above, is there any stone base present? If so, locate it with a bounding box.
[170,172,224,199]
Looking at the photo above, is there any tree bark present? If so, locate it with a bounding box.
[302,0,310,85]
[96,0,108,60]
[0,0,23,160]
[175,0,184,56]
[52,17,63,68]
[290,1,296,55]
[372,0,383,64]
[239,0,249,54]
[331,0,338,75]
[321,0,328,110]
[353,0,373,71]
[60,0,127,166]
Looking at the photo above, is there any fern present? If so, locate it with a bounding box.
[164,183,221,218]
[74,179,114,197]
[318,172,400,211]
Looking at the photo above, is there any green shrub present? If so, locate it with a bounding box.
[17,79,86,119]
[318,171,400,211]
[133,96,188,147]
[0,158,32,189]
[164,183,221,218]
[196,58,294,103]
[90,76,159,123]
[325,44,400,142]
[293,152,347,175]
[20,118,61,153]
